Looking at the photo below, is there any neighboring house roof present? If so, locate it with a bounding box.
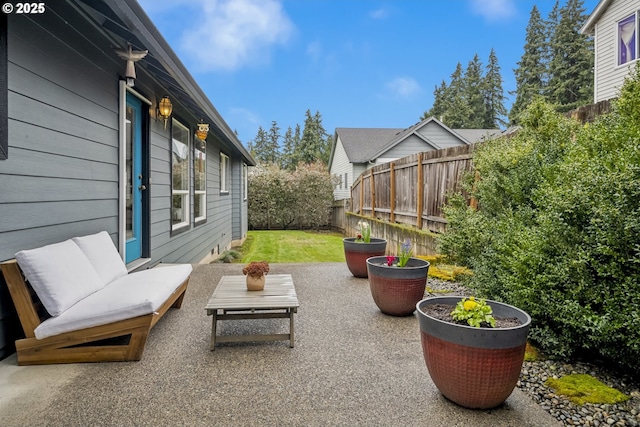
[580,0,611,34]
[334,128,403,163]
[332,116,501,165]
[101,0,255,165]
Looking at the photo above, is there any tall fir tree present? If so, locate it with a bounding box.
[483,48,507,128]
[281,126,297,170]
[299,110,329,165]
[422,80,449,121]
[250,126,270,164]
[265,120,281,163]
[442,63,472,128]
[546,0,593,111]
[463,54,486,128]
[510,5,547,124]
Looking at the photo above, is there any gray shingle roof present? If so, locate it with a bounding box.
[335,128,404,163]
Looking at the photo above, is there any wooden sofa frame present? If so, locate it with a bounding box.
[0,259,189,365]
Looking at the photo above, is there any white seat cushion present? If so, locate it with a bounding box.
[34,263,192,339]
[72,231,128,286]
[15,240,104,316]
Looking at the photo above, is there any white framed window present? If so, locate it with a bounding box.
[194,135,206,223]
[618,13,638,66]
[243,163,248,200]
[220,153,230,193]
[171,119,190,230]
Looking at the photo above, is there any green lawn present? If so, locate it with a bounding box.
[240,230,346,263]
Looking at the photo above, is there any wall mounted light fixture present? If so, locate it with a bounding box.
[157,96,173,130]
[114,44,148,87]
[195,122,209,141]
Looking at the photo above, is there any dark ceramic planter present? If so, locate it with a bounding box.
[343,238,387,278]
[416,296,531,409]
[366,256,430,316]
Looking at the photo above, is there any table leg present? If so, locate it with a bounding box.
[289,308,295,348]
[210,310,218,351]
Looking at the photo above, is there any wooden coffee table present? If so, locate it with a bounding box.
[205,274,299,350]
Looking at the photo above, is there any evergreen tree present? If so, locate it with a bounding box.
[422,80,449,121]
[483,48,507,128]
[265,120,281,163]
[442,63,472,128]
[281,126,297,170]
[510,5,547,124]
[463,54,486,128]
[251,126,270,164]
[547,0,593,111]
[299,110,329,165]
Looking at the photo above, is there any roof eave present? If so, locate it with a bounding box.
[580,0,611,35]
[114,0,256,165]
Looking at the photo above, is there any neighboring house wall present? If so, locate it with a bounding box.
[589,0,638,102]
[418,122,468,149]
[330,136,353,200]
[381,134,436,161]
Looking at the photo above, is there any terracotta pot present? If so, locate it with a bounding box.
[416,296,531,409]
[366,256,429,316]
[343,237,387,278]
[246,275,265,291]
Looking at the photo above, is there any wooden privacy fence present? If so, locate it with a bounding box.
[350,144,476,233]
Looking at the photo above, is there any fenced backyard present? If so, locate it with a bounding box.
[349,144,476,234]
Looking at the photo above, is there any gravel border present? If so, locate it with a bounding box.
[425,278,640,427]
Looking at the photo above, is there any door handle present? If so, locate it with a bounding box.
[139,184,147,191]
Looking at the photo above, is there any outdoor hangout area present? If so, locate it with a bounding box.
[0,262,560,427]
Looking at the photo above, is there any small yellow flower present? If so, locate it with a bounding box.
[463,298,478,311]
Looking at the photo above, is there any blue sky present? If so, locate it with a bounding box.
[137,0,599,145]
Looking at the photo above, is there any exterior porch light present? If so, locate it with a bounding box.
[195,122,209,141]
[157,96,173,130]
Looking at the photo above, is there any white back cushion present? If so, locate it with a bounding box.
[15,240,104,316]
[72,231,128,286]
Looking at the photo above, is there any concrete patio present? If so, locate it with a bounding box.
[0,262,561,426]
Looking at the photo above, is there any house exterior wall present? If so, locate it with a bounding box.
[0,2,248,358]
[593,0,638,102]
[416,122,468,149]
[381,134,436,161]
[329,136,353,200]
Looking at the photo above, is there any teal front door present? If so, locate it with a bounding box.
[125,93,143,263]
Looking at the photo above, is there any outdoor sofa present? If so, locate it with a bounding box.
[0,231,191,365]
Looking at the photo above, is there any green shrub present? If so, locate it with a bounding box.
[439,65,640,373]
[248,161,335,230]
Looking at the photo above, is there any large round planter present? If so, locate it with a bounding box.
[416,296,531,409]
[366,256,430,316]
[343,237,387,278]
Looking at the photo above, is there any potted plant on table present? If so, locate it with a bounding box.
[242,261,270,291]
[365,239,430,316]
[416,295,531,409]
[343,220,387,278]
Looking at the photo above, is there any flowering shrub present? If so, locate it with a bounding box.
[355,221,371,243]
[242,261,270,279]
[450,297,496,328]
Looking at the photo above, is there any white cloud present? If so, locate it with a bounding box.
[179,0,294,72]
[369,8,389,20]
[386,77,422,99]
[469,0,516,22]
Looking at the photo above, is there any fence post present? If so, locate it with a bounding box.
[359,174,364,215]
[416,152,424,229]
[370,168,376,217]
[390,162,396,223]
